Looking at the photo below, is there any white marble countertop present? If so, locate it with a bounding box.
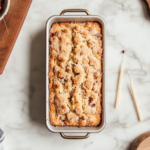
[0,0,150,149]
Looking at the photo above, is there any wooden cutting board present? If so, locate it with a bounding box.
[0,0,32,74]
[130,131,150,150]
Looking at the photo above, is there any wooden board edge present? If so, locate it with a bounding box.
[0,0,33,75]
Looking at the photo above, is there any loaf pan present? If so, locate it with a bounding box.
[46,9,106,139]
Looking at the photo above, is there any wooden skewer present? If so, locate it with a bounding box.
[127,71,142,121]
[115,62,123,108]
[130,81,142,121]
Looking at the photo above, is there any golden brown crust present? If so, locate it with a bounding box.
[49,22,103,127]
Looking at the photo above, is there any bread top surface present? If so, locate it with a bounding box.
[49,22,103,127]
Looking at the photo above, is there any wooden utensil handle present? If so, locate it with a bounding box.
[130,82,142,121]
[115,62,123,108]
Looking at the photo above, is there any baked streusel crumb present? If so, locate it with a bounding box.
[49,22,103,127]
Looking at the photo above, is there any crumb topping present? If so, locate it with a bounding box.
[49,22,103,127]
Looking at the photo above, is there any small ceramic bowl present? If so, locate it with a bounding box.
[0,0,10,21]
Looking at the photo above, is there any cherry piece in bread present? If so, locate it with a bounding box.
[0,6,2,11]
[91,104,96,107]
[88,97,93,104]
[50,33,55,37]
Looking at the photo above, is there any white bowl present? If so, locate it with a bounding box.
[0,0,10,21]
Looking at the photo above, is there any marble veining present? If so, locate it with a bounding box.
[0,0,150,149]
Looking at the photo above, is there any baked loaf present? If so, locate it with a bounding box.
[49,22,103,127]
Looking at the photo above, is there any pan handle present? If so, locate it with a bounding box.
[60,133,90,139]
[60,9,91,16]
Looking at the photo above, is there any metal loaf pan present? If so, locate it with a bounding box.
[46,9,106,139]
